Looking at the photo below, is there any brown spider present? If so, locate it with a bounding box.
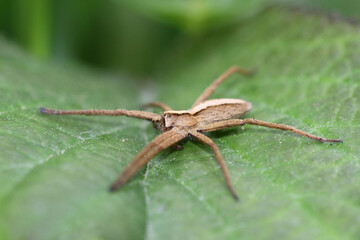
[40,66,342,200]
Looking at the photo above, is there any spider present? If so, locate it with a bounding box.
[40,66,342,200]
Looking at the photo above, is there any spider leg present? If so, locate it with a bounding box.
[200,119,343,143]
[200,119,244,132]
[109,129,185,191]
[142,101,172,111]
[151,121,184,150]
[191,131,239,200]
[192,66,255,108]
[39,107,161,122]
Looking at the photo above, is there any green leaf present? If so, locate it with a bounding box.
[1,8,359,240]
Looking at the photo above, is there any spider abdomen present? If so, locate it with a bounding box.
[192,98,252,123]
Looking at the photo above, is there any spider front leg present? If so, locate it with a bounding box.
[39,107,161,122]
[150,120,184,150]
[192,66,255,108]
[191,131,239,200]
[200,119,343,143]
[110,129,185,191]
[142,102,172,111]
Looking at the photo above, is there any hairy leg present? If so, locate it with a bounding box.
[191,131,239,200]
[192,66,255,108]
[200,119,342,143]
[142,102,172,111]
[39,107,162,122]
[109,129,185,191]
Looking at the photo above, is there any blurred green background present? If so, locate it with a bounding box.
[1,0,359,77]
